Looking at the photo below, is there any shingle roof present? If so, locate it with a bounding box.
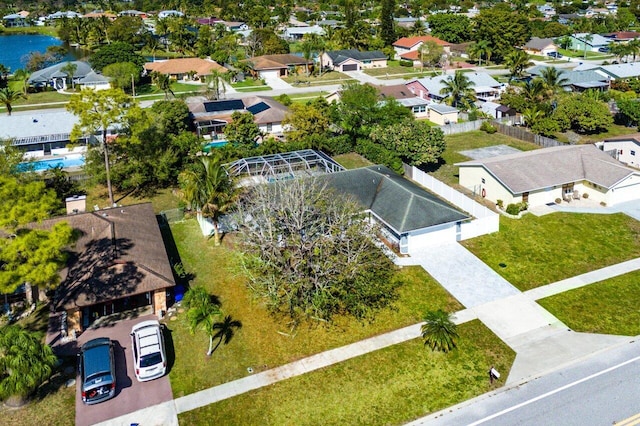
[188,96,289,125]
[28,61,93,83]
[412,72,499,97]
[526,66,607,86]
[457,144,636,194]
[321,165,469,234]
[325,49,386,65]
[35,203,175,310]
[376,84,418,99]
[247,54,312,70]
[144,58,227,76]
[523,37,556,51]
[393,35,451,48]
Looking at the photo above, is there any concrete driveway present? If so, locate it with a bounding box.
[75,315,174,426]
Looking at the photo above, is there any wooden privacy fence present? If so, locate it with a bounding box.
[492,122,569,148]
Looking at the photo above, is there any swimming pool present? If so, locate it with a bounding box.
[203,140,229,152]
[19,155,85,172]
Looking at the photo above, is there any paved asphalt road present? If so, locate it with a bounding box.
[409,338,640,426]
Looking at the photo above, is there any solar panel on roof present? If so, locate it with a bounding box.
[204,99,245,113]
[246,102,270,115]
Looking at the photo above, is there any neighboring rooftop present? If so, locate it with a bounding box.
[457,144,637,194]
[325,49,386,64]
[144,58,227,76]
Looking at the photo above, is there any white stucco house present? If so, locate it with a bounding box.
[457,144,640,207]
[320,49,387,72]
[596,135,640,168]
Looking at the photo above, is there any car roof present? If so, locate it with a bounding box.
[82,341,113,379]
[132,321,162,357]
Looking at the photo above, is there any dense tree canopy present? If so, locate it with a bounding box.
[88,42,145,72]
[427,13,472,44]
[224,112,261,148]
[236,178,398,323]
[370,120,446,167]
[472,6,531,60]
[0,176,73,294]
[553,94,614,134]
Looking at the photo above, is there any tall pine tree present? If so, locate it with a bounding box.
[380,0,396,47]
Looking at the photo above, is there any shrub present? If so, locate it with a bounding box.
[480,121,497,133]
[274,94,292,106]
[555,198,562,204]
[505,203,520,215]
[355,138,404,174]
[399,59,413,67]
[496,199,504,209]
[325,134,354,155]
[583,192,589,199]
[468,109,479,121]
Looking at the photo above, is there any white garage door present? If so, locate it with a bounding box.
[259,70,280,79]
[610,183,640,205]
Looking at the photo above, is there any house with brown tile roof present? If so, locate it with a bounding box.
[245,54,312,79]
[457,144,640,207]
[144,58,227,81]
[393,35,452,60]
[38,203,175,333]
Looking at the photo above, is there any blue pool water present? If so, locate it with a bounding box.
[203,140,229,152]
[19,156,85,172]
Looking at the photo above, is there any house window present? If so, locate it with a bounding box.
[266,123,273,132]
[632,151,636,156]
[412,105,426,113]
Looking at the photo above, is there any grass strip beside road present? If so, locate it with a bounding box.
[462,213,640,291]
[538,270,640,336]
[177,319,515,426]
[167,219,463,397]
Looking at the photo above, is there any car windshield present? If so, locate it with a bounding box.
[140,352,162,367]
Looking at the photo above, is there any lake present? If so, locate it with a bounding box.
[0,34,84,72]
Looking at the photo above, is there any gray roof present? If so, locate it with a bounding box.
[572,33,610,47]
[457,144,637,194]
[591,63,640,79]
[0,111,79,141]
[523,37,556,50]
[284,25,325,36]
[526,66,607,86]
[412,72,499,97]
[326,49,386,65]
[321,165,469,234]
[29,61,92,83]
[428,103,458,114]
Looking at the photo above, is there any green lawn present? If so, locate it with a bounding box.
[234,86,272,92]
[167,220,463,397]
[363,66,437,78]
[538,270,640,336]
[231,79,267,88]
[333,153,373,170]
[283,71,353,85]
[461,213,640,291]
[85,185,182,213]
[178,319,515,426]
[429,131,540,186]
[0,26,58,36]
[554,124,640,145]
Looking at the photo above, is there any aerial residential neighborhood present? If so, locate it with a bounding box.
[1,0,640,425]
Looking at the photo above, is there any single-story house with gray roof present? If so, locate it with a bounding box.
[522,37,558,55]
[526,66,609,91]
[406,72,503,103]
[28,61,110,91]
[321,165,470,253]
[321,49,387,72]
[457,144,640,207]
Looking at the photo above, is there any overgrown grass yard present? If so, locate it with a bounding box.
[167,220,463,397]
[333,152,373,169]
[538,270,640,336]
[429,131,539,186]
[461,213,640,291]
[178,319,515,426]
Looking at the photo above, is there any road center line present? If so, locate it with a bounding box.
[467,354,640,426]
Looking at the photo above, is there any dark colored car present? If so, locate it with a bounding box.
[547,51,563,59]
[598,47,610,53]
[79,337,116,404]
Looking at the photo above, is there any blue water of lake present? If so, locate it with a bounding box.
[0,34,82,72]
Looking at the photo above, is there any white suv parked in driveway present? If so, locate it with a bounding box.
[130,320,167,382]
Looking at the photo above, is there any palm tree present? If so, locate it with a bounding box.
[521,78,547,104]
[61,62,78,90]
[0,88,26,115]
[522,105,545,128]
[439,70,476,110]
[0,64,9,87]
[421,309,458,353]
[151,71,174,100]
[539,67,569,95]
[12,68,30,94]
[504,49,534,81]
[183,286,221,356]
[0,326,58,406]
[210,315,242,354]
[179,157,239,246]
[469,40,491,66]
[583,33,593,59]
[204,70,231,100]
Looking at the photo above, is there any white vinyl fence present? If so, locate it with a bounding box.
[408,166,499,240]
